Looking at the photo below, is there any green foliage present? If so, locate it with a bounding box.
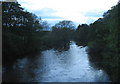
[75,24,89,46]
[42,23,75,51]
[87,2,120,81]
[2,2,43,66]
[51,27,73,50]
[73,2,119,81]
[2,2,75,66]
[53,20,75,29]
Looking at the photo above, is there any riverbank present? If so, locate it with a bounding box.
[87,51,119,82]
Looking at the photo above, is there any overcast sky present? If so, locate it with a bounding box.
[17,0,118,26]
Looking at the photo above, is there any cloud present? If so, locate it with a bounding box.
[85,17,100,24]
[41,16,64,19]
[32,8,56,16]
[31,8,64,25]
[42,19,65,26]
[17,0,118,25]
[84,11,104,17]
[83,11,104,24]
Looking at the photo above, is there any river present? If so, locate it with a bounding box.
[3,41,110,82]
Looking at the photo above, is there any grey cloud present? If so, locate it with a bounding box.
[84,11,104,17]
[33,8,57,16]
[41,16,64,19]
[32,8,64,20]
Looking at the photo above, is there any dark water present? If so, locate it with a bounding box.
[3,41,110,82]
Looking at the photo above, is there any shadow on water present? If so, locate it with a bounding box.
[2,41,111,82]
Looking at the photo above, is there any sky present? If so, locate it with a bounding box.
[17,0,118,26]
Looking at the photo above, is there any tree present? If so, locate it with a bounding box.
[53,20,75,29]
[2,2,43,66]
[87,2,120,81]
[40,21,51,31]
[75,24,89,46]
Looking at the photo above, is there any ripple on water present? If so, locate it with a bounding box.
[7,41,110,82]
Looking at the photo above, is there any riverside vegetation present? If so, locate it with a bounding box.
[2,1,120,82]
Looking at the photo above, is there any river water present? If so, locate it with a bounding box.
[3,41,110,82]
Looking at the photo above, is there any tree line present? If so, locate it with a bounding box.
[2,2,75,66]
[74,2,119,81]
[2,1,120,82]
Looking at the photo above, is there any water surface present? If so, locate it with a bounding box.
[3,41,110,82]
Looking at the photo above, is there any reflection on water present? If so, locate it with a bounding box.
[3,41,110,82]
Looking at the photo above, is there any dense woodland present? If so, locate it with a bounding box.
[2,2,120,82]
